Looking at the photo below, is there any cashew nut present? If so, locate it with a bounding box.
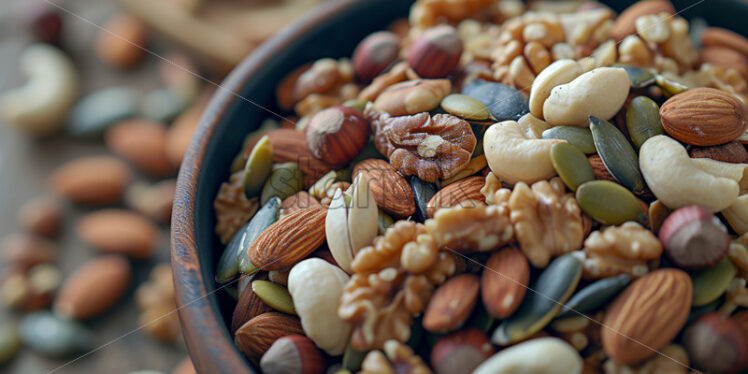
[288,258,352,355]
[0,44,79,136]
[528,59,583,119]
[723,195,748,235]
[484,120,564,185]
[473,337,582,374]
[517,113,551,139]
[640,135,748,212]
[325,173,378,273]
[543,67,630,127]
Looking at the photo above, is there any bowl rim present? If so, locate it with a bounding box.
[170,1,365,372]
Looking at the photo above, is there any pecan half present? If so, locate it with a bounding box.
[366,108,476,182]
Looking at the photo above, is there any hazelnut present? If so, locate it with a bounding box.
[407,25,463,78]
[431,329,495,374]
[305,106,369,166]
[25,3,63,45]
[352,31,400,83]
[658,205,729,270]
[683,313,748,374]
[259,335,324,374]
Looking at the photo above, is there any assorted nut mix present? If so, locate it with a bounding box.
[214,1,748,373]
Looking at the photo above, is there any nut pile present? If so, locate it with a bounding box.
[216,1,748,373]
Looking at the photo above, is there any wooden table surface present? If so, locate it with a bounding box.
[0,0,192,373]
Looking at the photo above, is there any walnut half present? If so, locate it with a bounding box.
[578,222,663,279]
[338,221,456,350]
[366,108,477,182]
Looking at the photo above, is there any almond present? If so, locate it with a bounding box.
[481,247,529,319]
[18,196,62,237]
[234,312,304,365]
[689,142,748,164]
[423,274,480,333]
[76,209,158,259]
[702,27,748,58]
[610,0,675,42]
[49,156,131,205]
[106,118,175,177]
[660,88,748,146]
[54,255,131,319]
[266,129,334,188]
[426,176,486,218]
[699,46,748,78]
[353,158,416,217]
[247,206,326,270]
[602,268,692,365]
[588,155,615,182]
[95,13,145,69]
[231,274,272,333]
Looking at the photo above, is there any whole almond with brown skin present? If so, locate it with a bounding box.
[76,209,158,259]
[353,158,415,217]
[266,129,334,188]
[702,27,748,58]
[602,268,692,365]
[166,97,207,167]
[231,274,272,333]
[426,176,486,218]
[95,13,145,69]
[106,118,175,177]
[49,156,131,205]
[54,255,131,319]
[610,0,675,41]
[660,88,748,146]
[423,274,480,333]
[234,312,304,365]
[481,247,529,319]
[689,142,748,164]
[248,206,327,270]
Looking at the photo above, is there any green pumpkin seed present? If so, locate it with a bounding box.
[216,222,252,283]
[491,255,582,345]
[576,181,647,225]
[692,257,737,307]
[556,274,630,319]
[68,87,139,137]
[238,197,281,274]
[542,126,596,154]
[343,99,367,113]
[260,162,302,205]
[141,88,188,123]
[441,94,493,121]
[0,323,20,364]
[343,345,368,372]
[590,116,644,193]
[613,64,656,88]
[687,299,720,324]
[551,142,596,191]
[243,135,274,198]
[462,80,529,122]
[655,74,689,97]
[377,210,395,235]
[251,280,296,314]
[626,96,664,149]
[19,311,92,358]
[409,176,438,222]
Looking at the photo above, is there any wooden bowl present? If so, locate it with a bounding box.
[171,0,748,373]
